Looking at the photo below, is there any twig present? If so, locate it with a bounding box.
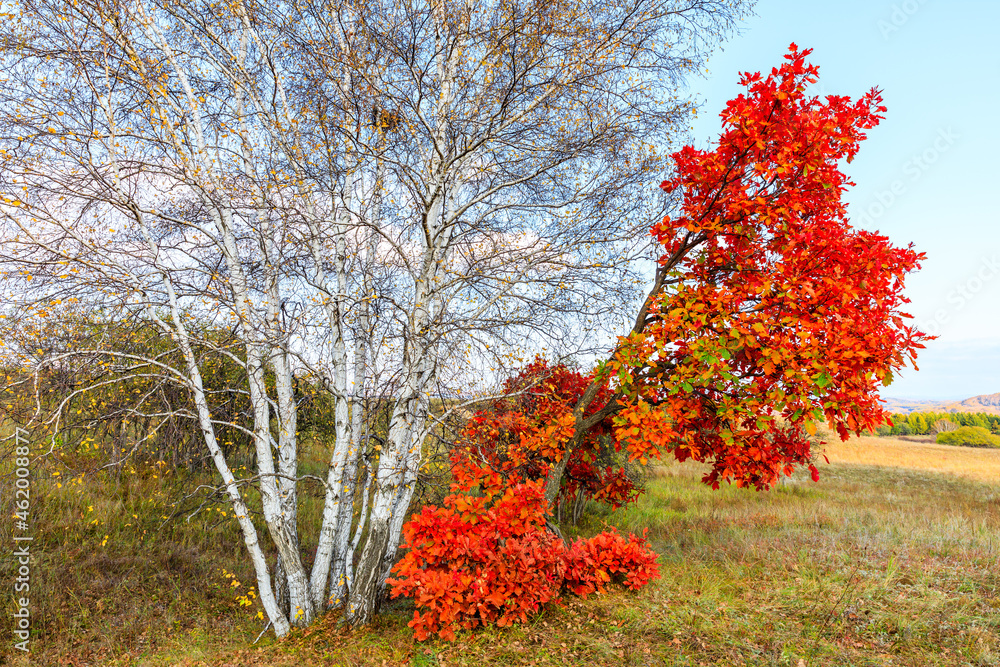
[253,620,272,644]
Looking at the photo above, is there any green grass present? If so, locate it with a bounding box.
[3,442,1000,666]
[0,466,258,665]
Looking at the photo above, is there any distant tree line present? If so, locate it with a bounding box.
[0,315,364,473]
[876,411,1000,437]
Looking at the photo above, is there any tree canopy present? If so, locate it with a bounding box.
[0,0,750,635]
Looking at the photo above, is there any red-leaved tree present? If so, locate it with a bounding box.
[390,45,930,640]
[542,44,929,500]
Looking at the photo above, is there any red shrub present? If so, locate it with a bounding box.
[387,481,660,641]
[387,481,568,641]
[562,528,661,597]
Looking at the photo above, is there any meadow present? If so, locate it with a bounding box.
[3,433,999,666]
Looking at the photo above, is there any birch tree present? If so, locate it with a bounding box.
[0,0,748,633]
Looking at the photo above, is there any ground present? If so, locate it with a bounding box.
[3,434,999,666]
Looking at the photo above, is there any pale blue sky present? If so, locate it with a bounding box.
[684,0,1000,400]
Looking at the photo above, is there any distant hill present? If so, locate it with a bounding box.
[960,393,1000,409]
[881,393,1000,415]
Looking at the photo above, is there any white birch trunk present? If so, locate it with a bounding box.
[306,172,362,610]
[213,205,315,626]
[130,209,293,637]
[344,4,464,619]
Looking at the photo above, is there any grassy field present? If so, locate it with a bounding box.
[823,434,1000,485]
[3,434,999,666]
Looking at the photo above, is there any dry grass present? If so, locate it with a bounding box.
[5,435,1000,666]
[823,433,1000,485]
